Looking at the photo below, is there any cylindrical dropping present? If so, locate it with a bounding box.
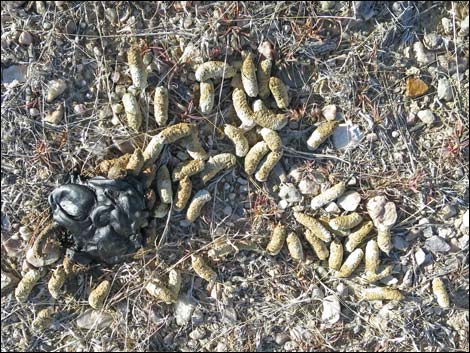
[266,224,287,255]
[199,153,236,183]
[199,80,215,115]
[232,88,256,129]
[186,189,212,223]
[156,166,172,204]
[48,266,66,299]
[172,160,205,181]
[241,52,258,97]
[310,182,346,210]
[432,278,450,308]
[377,228,392,255]
[305,230,329,260]
[255,150,283,182]
[191,254,217,282]
[361,287,404,301]
[257,59,272,98]
[195,61,236,82]
[122,93,142,132]
[260,128,282,152]
[269,77,289,109]
[88,280,111,309]
[244,141,270,175]
[224,124,249,157]
[15,269,41,303]
[174,176,192,210]
[251,110,287,130]
[336,249,364,278]
[344,221,374,253]
[293,212,332,242]
[328,240,343,271]
[329,213,363,230]
[286,232,304,262]
[306,121,337,151]
[154,86,169,126]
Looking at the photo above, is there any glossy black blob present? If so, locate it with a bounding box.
[49,175,149,264]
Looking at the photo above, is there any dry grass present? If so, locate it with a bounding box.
[1,1,469,352]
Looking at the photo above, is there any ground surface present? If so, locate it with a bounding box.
[1,1,469,352]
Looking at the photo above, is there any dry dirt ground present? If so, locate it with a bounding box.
[1,1,469,352]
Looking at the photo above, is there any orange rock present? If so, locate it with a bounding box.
[405,77,429,98]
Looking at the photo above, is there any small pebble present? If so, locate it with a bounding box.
[440,204,457,220]
[425,235,450,253]
[324,202,341,214]
[321,295,341,326]
[337,191,361,211]
[437,78,453,101]
[322,104,337,121]
[415,248,426,267]
[18,31,33,45]
[417,110,435,125]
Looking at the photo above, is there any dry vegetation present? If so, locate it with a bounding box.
[1,1,469,352]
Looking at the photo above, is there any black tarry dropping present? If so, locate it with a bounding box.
[48,175,148,264]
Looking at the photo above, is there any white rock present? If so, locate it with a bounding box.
[366,196,398,230]
[324,202,341,214]
[460,210,469,234]
[459,15,469,37]
[46,79,67,102]
[18,31,33,45]
[413,41,432,65]
[278,183,302,204]
[417,110,435,125]
[337,191,361,211]
[437,78,453,101]
[441,18,453,34]
[174,296,195,326]
[278,199,289,210]
[332,123,363,150]
[322,104,337,121]
[76,309,114,330]
[415,248,426,267]
[336,283,348,297]
[321,295,341,326]
[458,234,469,249]
[298,178,319,195]
[189,327,206,340]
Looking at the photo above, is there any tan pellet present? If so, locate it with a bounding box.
[310,182,346,210]
[336,249,364,278]
[191,254,217,282]
[266,224,287,255]
[286,232,304,262]
[154,86,169,126]
[186,189,212,223]
[293,212,332,242]
[306,121,338,151]
[88,280,111,310]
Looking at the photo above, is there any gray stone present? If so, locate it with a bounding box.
[441,204,457,220]
[275,333,290,345]
[425,235,450,253]
[437,226,454,239]
[174,296,195,326]
[423,33,443,50]
[2,65,28,84]
[18,31,33,45]
[392,236,408,251]
[76,309,114,330]
[459,15,469,37]
[332,123,363,150]
[366,196,398,230]
[189,327,206,340]
[321,295,341,326]
[458,234,469,249]
[337,191,361,211]
[437,78,453,101]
